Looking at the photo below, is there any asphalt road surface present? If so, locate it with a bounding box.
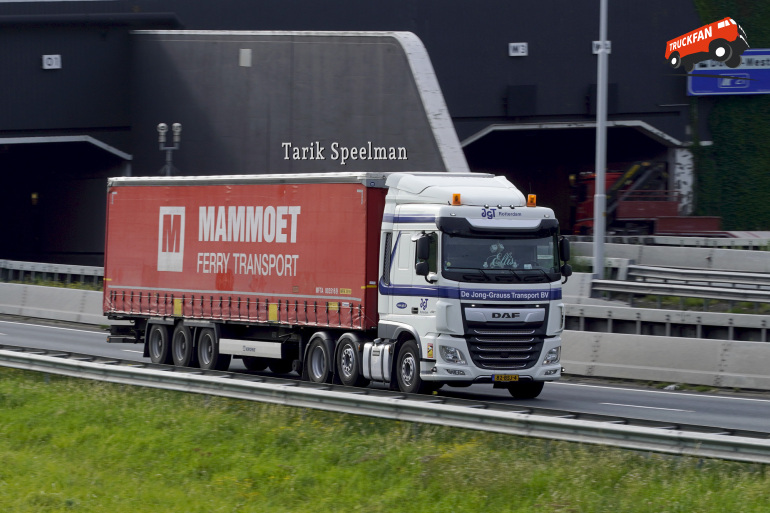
[2,318,769,433]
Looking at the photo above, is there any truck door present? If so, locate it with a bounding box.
[389,227,439,332]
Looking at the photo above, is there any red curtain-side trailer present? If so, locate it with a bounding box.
[103,177,386,331]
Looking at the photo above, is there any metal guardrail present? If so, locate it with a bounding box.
[592,279,770,304]
[0,259,103,286]
[2,345,770,464]
[568,235,769,248]
[628,265,770,290]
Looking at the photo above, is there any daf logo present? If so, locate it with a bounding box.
[492,312,520,319]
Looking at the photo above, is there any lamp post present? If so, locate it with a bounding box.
[157,122,182,176]
[593,0,608,280]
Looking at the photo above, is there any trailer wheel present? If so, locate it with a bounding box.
[197,327,231,371]
[396,339,434,394]
[148,324,172,365]
[306,338,333,383]
[336,334,369,387]
[171,324,198,367]
[242,356,269,371]
[506,381,545,399]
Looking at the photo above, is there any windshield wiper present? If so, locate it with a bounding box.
[444,267,492,282]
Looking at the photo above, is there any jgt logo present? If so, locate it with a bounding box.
[481,208,496,219]
[157,207,185,272]
[492,312,520,319]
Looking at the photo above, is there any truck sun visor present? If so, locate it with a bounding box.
[437,216,558,235]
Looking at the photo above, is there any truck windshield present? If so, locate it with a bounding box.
[441,233,560,283]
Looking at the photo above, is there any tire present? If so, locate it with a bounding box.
[668,51,681,69]
[242,356,269,371]
[268,359,294,375]
[725,52,742,68]
[395,339,433,394]
[507,381,545,399]
[336,334,370,387]
[147,324,172,365]
[197,327,231,371]
[306,338,333,383]
[171,324,198,367]
[709,39,732,62]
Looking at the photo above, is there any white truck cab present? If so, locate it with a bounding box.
[366,172,571,398]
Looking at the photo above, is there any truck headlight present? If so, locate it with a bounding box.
[439,345,467,365]
[543,347,561,365]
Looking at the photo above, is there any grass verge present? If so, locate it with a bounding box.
[1,368,769,512]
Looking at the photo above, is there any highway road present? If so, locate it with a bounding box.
[2,318,769,433]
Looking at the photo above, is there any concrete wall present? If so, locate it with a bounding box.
[562,330,770,390]
[130,31,468,176]
[573,242,770,273]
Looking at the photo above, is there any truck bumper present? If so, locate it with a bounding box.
[419,334,562,383]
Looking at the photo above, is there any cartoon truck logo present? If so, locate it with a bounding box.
[665,17,749,73]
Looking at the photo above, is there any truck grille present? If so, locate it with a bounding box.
[463,304,548,371]
[466,335,543,370]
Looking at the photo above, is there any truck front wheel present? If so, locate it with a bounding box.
[507,381,545,399]
[148,324,172,365]
[197,328,231,371]
[396,339,435,394]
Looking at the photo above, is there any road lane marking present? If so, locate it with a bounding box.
[0,319,103,335]
[552,381,770,403]
[122,350,144,354]
[601,402,695,413]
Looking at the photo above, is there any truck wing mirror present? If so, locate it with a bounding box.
[561,263,573,284]
[415,260,429,277]
[416,235,431,261]
[559,237,571,262]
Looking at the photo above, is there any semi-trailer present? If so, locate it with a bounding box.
[104,172,572,398]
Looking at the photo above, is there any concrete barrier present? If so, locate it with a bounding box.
[561,330,770,390]
[573,242,770,273]
[0,283,105,326]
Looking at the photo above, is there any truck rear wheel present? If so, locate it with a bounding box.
[171,324,198,367]
[148,324,172,365]
[507,381,545,399]
[336,334,369,387]
[709,39,732,62]
[197,327,231,371]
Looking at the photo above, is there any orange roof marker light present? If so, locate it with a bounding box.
[452,193,462,205]
[527,194,537,207]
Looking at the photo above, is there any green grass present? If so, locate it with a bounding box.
[1,369,769,512]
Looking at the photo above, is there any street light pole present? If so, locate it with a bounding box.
[157,122,182,176]
[593,0,608,280]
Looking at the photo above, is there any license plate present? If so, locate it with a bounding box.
[494,374,519,382]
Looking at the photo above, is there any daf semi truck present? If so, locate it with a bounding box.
[104,172,572,398]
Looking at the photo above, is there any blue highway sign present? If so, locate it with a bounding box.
[687,48,770,96]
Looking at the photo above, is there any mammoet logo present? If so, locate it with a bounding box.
[157,207,185,272]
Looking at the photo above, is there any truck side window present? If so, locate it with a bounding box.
[381,232,392,285]
[415,232,438,273]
